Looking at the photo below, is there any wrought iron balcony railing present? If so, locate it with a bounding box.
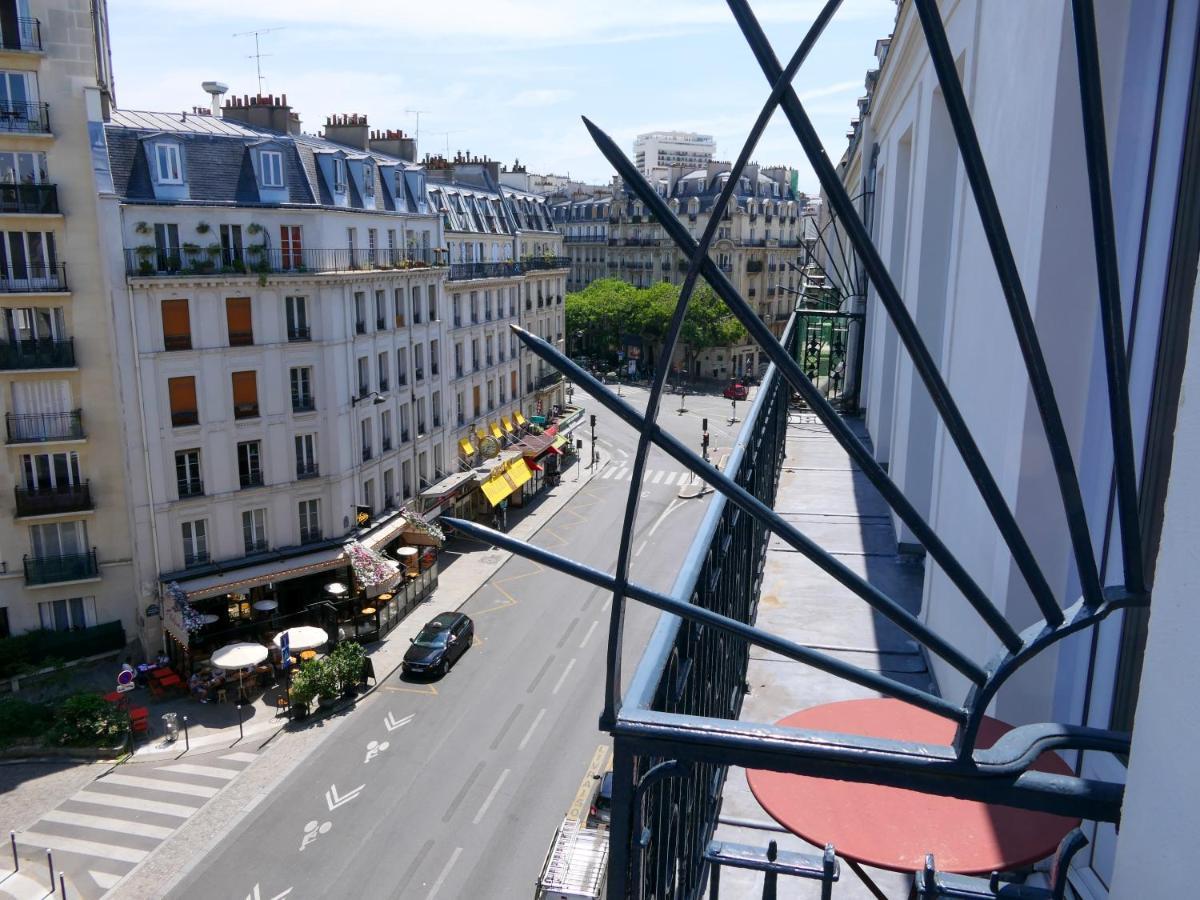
[0,262,66,292]
[522,255,572,270]
[1,17,42,52]
[448,261,522,281]
[296,462,320,480]
[177,477,203,498]
[0,338,74,370]
[0,182,57,214]
[6,410,83,443]
[0,100,49,134]
[14,481,92,518]
[124,246,441,277]
[23,548,99,585]
[292,394,315,413]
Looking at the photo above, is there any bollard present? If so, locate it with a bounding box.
[9,830,17,871]
[59,873,67,898]
[182,715,189,752]
[236,704,244,742]
[46,849,54,894]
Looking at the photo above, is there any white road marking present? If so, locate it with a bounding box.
[663,472,678,485]
[220,752,259,763]
[648,497,686,538]
[425,846,464,900]
[552,658,577,695]
[598,468,614,480]
[90,870,124,890]
[74,789,197,818]
[1,869,56,899]
[472,769,511,825]
[579,621,599,649]
[325,782,365,811]
[100,773,218,798]
[635,539,648,557]
[161,763,239,780]
[41,808,174,839]
[602,595,612,612]
[615,468,630,480]
[17,831,147,864]
[651,471,665,484]
[518,708,547,751]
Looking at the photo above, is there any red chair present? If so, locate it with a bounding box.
[129,706,149,735]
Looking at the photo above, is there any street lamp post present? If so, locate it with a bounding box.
[590,413,597,469]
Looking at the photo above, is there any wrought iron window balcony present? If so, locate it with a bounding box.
[453,315,462,327]
[0,183,58,214]
[415,368,424,381]
[0,338,74,369]
[747,260,764,273]
[400,429,410,443]
[14,481,92,518]
[23,548,98,585]
[287,325,311,342]
[525,299,532,310]
[299,528,322,545]
[362,446,373,462]
[457,414,465,426]
[296,462,320,480]
[124,247,444,277]
[233,402,259,420]
[447,261,521,281]
[355,320,366,335]
[1,17,42,52]
[171,409,198,428]
[417,421,427,436]
[183,551,210,568]
[164,334,191,351]
[382,437,393,452]
[379,377,391,392]
[0,261,66,292]
[6,410,83,443]
[228,329,253,347]
[523,256,571,270]
[376,317,387,330]
[431,363,439,376]
[0,101,50,134]
[534,372,562,391]
[239,471,263,489]
[244,539,269,556]
[413,313,423,324]
[433,415,441,428]
[399,374,408,386]
[486,356,494,367]
[177,477,204,498]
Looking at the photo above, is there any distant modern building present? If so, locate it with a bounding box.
[552,162,813,379]
[633,131,716,181]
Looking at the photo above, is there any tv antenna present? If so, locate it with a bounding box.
[405,108,431,153]
[431,130,465,157]
[233,26,285,94]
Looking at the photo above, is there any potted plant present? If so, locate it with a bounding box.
[134,221,151,235]
[195,221,211,234]
[289,661,319,719]
[246,222,264,236]
[134,244,156,275]
[313,658,340,709]
[331,641,367,697]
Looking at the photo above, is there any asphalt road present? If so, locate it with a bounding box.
[168,383,748,900]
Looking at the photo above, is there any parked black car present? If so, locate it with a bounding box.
[588,770,613,827]
[402,612,474,677]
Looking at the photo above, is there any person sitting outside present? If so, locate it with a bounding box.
[189,672,209,703]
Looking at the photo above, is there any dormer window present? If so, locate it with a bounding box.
[260,150,284,188]
[332,158,346,192]
[155,143,182,184]
[363,162,375,197]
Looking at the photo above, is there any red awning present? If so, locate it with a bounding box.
[527,460,543,472]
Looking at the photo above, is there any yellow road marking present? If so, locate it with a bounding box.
[472,560,545,616]
[566,744,612,823]
[381,683,438,695]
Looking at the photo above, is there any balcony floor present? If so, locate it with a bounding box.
[713,412,932,899]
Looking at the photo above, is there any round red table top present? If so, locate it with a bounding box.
[746,699,1079,874]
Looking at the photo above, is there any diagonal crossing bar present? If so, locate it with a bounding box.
[727,0,1066,627]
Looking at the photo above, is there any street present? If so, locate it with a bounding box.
[165,383,748,899]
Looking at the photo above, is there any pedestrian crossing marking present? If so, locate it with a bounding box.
[161,763,239,780]
[100,773,219,798]
[73,789,198,818]
[664,472,677,485]
[651,471,664,484]
[17,832,148,864]
[597,467,687,484]
[220,751,259,763]
[40,809,174,840]
[88,871,123,890]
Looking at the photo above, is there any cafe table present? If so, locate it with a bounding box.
[745,699,1079,899]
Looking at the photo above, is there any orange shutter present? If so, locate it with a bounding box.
[510,371,518,397]
[231,371,258,407]
[472,385,481,417]
[161,299,191,346]
[168,376,197,414]
[226,297,252,344]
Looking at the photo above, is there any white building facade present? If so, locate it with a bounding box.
[633,130,716,181]
[847,1,1199,895]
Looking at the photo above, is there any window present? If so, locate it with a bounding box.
[355,292,367,333]
[231,371,259,419]
[298,499,321,543]
[397,347,408,386]
[237,440,262,488]
[220,224,243,267]
[430,339,439,376]
[161,299,191,350]
[30,521,86,560]
[417,397,426,434]
[357,356,369,397]
[153,223,177,271]
[361,418,372,460]
[394,288,406,327]
[486,381,494,411]
[332,158,346,192]
[511,370,518,399]
[280,225,302,270]
[363,478,375,515]
[0,151,47,185]
[377,352,389,393]
[290,367,314,412]
[295,433,318,479]
[381,409,393,450]
[260,150,284,188]
[347,228,356,261]
[471,339,479,371]
[242,509,268,554]
[418,451,428,486]
[181,519,208,566]
[456,392,464,425]
[412,286,422,323]
[402,460,412,499]
[363,162,375,197]
[38,597,95,632]
[226,297,252,346]
[472,385,481,417]
[175,449,202,497]
[20,451,80,491]
[384,469,395,507]
[376,290,387,330]
[168,376,198,427]
[428,290,437,322]
[432,390,441,427]
[367,228,378,264]
[414,344,424,381]
[399,405,410,442]
[155,143,182,183]
[286,296,309,341]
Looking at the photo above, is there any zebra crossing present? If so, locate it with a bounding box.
[595,465,692,485]
[3,748,258,900]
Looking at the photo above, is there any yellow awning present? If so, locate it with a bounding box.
[475,427,488,443]
[507,458,533,490]
[502,417,514,433]
[552,435,568,450]
[514,411,527,426]
[480,476,514,506]
[458,437,474,456]
[490,422,503,440]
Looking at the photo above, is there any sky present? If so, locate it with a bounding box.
[108,1,897,193]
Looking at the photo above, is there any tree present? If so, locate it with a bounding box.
[680,285,746,377]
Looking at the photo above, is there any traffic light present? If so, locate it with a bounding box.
[590,414,597,428]
[702,418,708,431]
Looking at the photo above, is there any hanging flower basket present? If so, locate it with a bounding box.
[399,505,445,543]
[165,581,206,633]
[344,542,394,588]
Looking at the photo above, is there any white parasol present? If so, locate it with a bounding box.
[209,642,269,669]
[252,599,278,612]
[273,625,328,653]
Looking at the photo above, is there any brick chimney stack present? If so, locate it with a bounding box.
[368,128,417,162]
[323,113,370,151]
[221,93,301,135]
